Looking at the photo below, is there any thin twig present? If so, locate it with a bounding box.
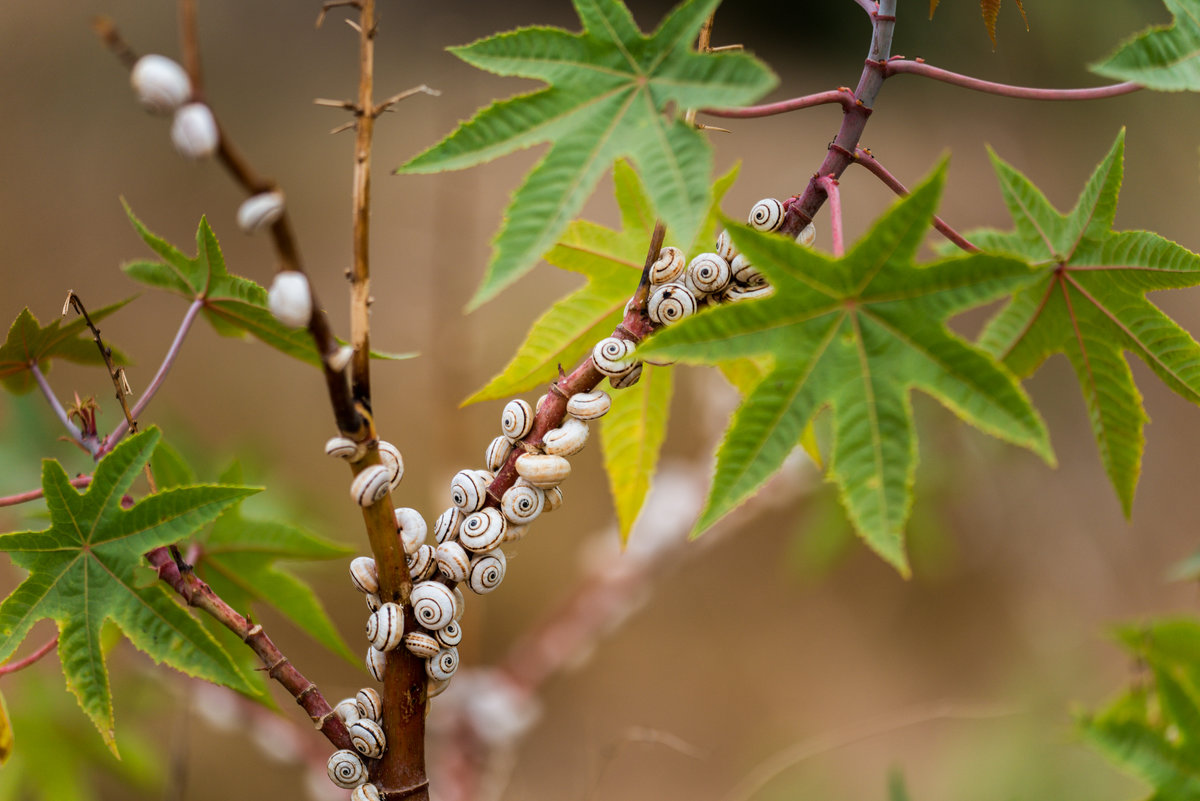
[852,148,978,252]
[29,364,93,455]
[703,88,858,118]
[0,475,93,508]
[373,84,440,118]
[349,0,376,405]
[883,59,1142,101]
[0,635,59,677]
[817,176,845,257]
[315,0,362,28]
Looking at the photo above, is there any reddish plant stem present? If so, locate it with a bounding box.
[702,88,857,118]
[0,475,92,508]
[852,148,978,252]
[817,176,845,257]
[29,364,95,456]
[0,635,58,677]
[882,59,1142,101]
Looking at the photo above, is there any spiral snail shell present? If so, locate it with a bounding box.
[649,246,687,285]
[796,222,816,247]
[515,453,571,489]
[544,485,565,512]
[426,647,459,681]
[328,344,355,373]
[566,390,611,421]
[459,507,507,553]
[503,523,529,543]
[334,697,361,725]
[394,507,427,555]
[404,630,441,659]
[349,556,379,595]
[411,581,456,630]
[365,592,382,613]
[325,436,365,461]
[609,363,643,389]
[748,197,785,231]
[267,271,311,329]
[501,483,545,525]
[433,507,463,544]
[485,435,514,472]
[592,337,637,377]
[351,784,382,801]
[543,417,589,457]
[237,191,286,235]
[171,102,220,161]
[350,465,391,507]
[468,550,507,594]
[427,677,451,699]
[501,399,534,441]
[365,646,387,682]
[725,283,775,302]
[648,282,698,326]
[715,229,739,262]
[450,469,489,513]
[731,253,763,286]
[327,749,368,789]
[376,440,404,491]
[355,688,382,722]
[685,253,731,296]
[435,540,471,582]
[407,544,436,582]
[349,718,386,758]
[366,602,404,652]
[435,620,463,648]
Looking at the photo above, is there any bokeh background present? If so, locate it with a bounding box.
[2,1,1199,799]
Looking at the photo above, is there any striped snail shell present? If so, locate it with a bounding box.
[468,550,507,594]
[334,697,361,725]
[349,556,379,595]
[351,784,382,801]
[326,436,365,461]
[485,435,514,472]
[501,399,534,441]
[649,246,687,285]
[566,389,611,421]
[427,677,451,699]
[350,465,391,507]
[592,337,637,377]
[355,688,382,722]
[435,540,471,582]
[426,647,459,681]
[433,507,463,544]
[366,602,404,651]
[502,523,529,543]
[515,453,571,489]
[731,253,763,286]
[407,544,436,582]
[453,587,466,622]
[450,469,489,513]
[749,197,785,231]
[609,363,643,389]
[725,283,775,302]
[349,718,386,758]
[365,592,382,613]
[544,485,565,512]
[394,507,427,555]
[648,282,697,326]
[237,191,286,235]
[543,417,589,457]
[459,507,507,553]
[404,630,441,659]
[685,253,732,296]
[376,440,404,491]
[411,581,456,630]
[435,620,463,648]
[796,222,816,247]
[501,483,545,525]
[715,229,739,262]
[327,749,368,789]
[366,646,387,682]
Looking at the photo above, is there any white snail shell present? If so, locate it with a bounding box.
[366,602,404,652]
[468,550,507,594]
[515,453,571,489]
[796,222,816,247]
[715,229,739,262]
[749,197,785,231]
[648,282,697,326]
[355,688,382,722]
[725,284,775,302]
[349,556,379,595]
[349,718,386,758]
[411,581,456,630]
[365,592,382,613]
[236,191,286,235]
[170,102,219,160]
[731,253,763,286]
[351,784,382,801]
[327,749,368,789]
[350,465,391,507]
[407,544,436,582]
[543,417,589,457]
[485,435,514,472]
[326,436,365,461]
[502,522,529,543]
[459,507,507,553]
[334,697,361,725]
[268,271,312,329]
[501,399,534,441]
[427,677,451,699]
[426,647,459,681]
[328,344,355,373]
[130,54,191,114]
[592,337,637,377]
[435,620,463,648]
[435,540,471,582]
[567,390,611,421]
[404,630,441,659]
[501,483,545,525]
[453,587,466,622]
[609,363,643,389]
[449,469,489,513]
[365,646,387,682]
[649,246,687,285]
[685,253,732,296]
[394,507,427,555]
[376,441,404,491]
[433,507,463,544]
[544,485,565,512]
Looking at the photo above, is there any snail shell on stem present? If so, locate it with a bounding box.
[435,540,471,582]
[685,253,731,296]
[543,417,589,457]
[610,363,643,389]
[349,718,386,758]
[411,581,456,631]
[449,469,489,513]
[501,399,534,441]
[501,483,545,525]
[407,544,436,582]
[366,602,404,651]
[326,436,365,461]
[349,557,379,595]
[566,390,611,421]
[350,465,391,507]
[515,453,571,490]
[433,507,463,544]
[130,54,192,114]
[365,646,387,682]
[459,507,507,553]
[649,245,687,285]
[334,697,361,725]
[267,271,312,329]
[716,229,738,262]
[485,435,514,472]
[544,485,565,512]
[351,785,382,801]
[592,337,637,377]
[327,749,368,789]
[376,441,404,491]
[355,688,382,722]
[236,191,286,235]
[404,630,440,659]
[435,620,463,648]
[171,102,219,160]
[426,647,459,681]
[394,507,427,555]
[468,550,507,594]
[648,282,697,326]
[748,197,785,231]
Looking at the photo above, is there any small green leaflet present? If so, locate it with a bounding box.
[0,427,258,752]
[1091,0,1200,91]
[0,301,131,396]
[929,0,1029,47]
[398,0,775,309]
[642,163,1052,575]
[973,130,1200,516]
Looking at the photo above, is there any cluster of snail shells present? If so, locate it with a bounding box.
[326,688,387,794]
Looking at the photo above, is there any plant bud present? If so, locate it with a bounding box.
[170,103,219,160]
[130,55,192,114]
[236,191,286,234]
[268,271,312,328]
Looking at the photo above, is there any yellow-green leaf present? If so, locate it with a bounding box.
[600,364,673,541]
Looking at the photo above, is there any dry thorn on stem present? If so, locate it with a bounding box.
[0,635,58,677]
[852,148,978,252]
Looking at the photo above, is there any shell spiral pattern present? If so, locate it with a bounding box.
[411,581,456,630]
[459,507,506,552]
[648,283,697,325]
[592,337,636,376]
[748,197,785,231]
[426,647,459,681]
[501,399,534,440]
[501,483,544,525]
[469,550,507,594]
[327,749,368,789]
[649,246,687,285]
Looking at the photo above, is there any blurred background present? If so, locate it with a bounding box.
[1,0,1198,799]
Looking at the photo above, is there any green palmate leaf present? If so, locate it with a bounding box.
[0,301,132,395]
[642,163,1051,574]
[973,130,1200,516]
[398,0,775,309]
[600,364,672,540]
[1091,0,1200,91]
[0,427,258,752]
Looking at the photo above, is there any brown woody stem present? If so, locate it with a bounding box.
[349,0,375,405]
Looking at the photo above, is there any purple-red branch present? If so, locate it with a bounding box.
[703,88,857,119]
[30,364,96,456]
[0,635,58,677]
[852,148,978,252]
[0,475,93,508]
[817,176,845,257]
[883,59,1142,101]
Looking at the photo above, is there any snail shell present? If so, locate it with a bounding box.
[592,337,637,377]
[171,102,219,160]
[404,630,441,659]
[426,647,459,681]
[365,646,387,682]
[130,54,191,114]
[715,229,739,262]
[411,581,456,630]
[566,390,611,421]
[268,271,312,329]
[435,540,471,582]
[648,282,697,326]
[355,688,382,722]
[407,544,436,582]
[501,483,545,525]
[501,399,534,441]
[237,191,286,235]
[328,344,355,373]
[365,592,382,613]
[366,602,404,652]
[453,587,466,622]
[796,222,816,247]
[351,785,381,801]
[450,469,489,513]
[350,465,391,507]
[325,436,365,461]
[459,507,507,553]
[334,697,361,725]
[433,507,463,544]
[468,550,507,595]
[327,749,368,789]
[349,718,386,758]
[427,677,451,699]
[749,197,785,231]
[376,441,404,491]
[731,253,763,286]
[685,253,731,296]
[435,620,463,648]
[649,246,687,285]
[394,507,427,555]
[544,485,565,512]
[515,453,571,490]
[485,435,514,472]
[349,557,379,595]
[502,523,529,543]
[543,418,589,457]
[609,363,643,389]
[725,283,775,302]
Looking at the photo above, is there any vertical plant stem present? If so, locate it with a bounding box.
[350,0,375,405]
[817,176,845,257]
[29,364,91,454]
